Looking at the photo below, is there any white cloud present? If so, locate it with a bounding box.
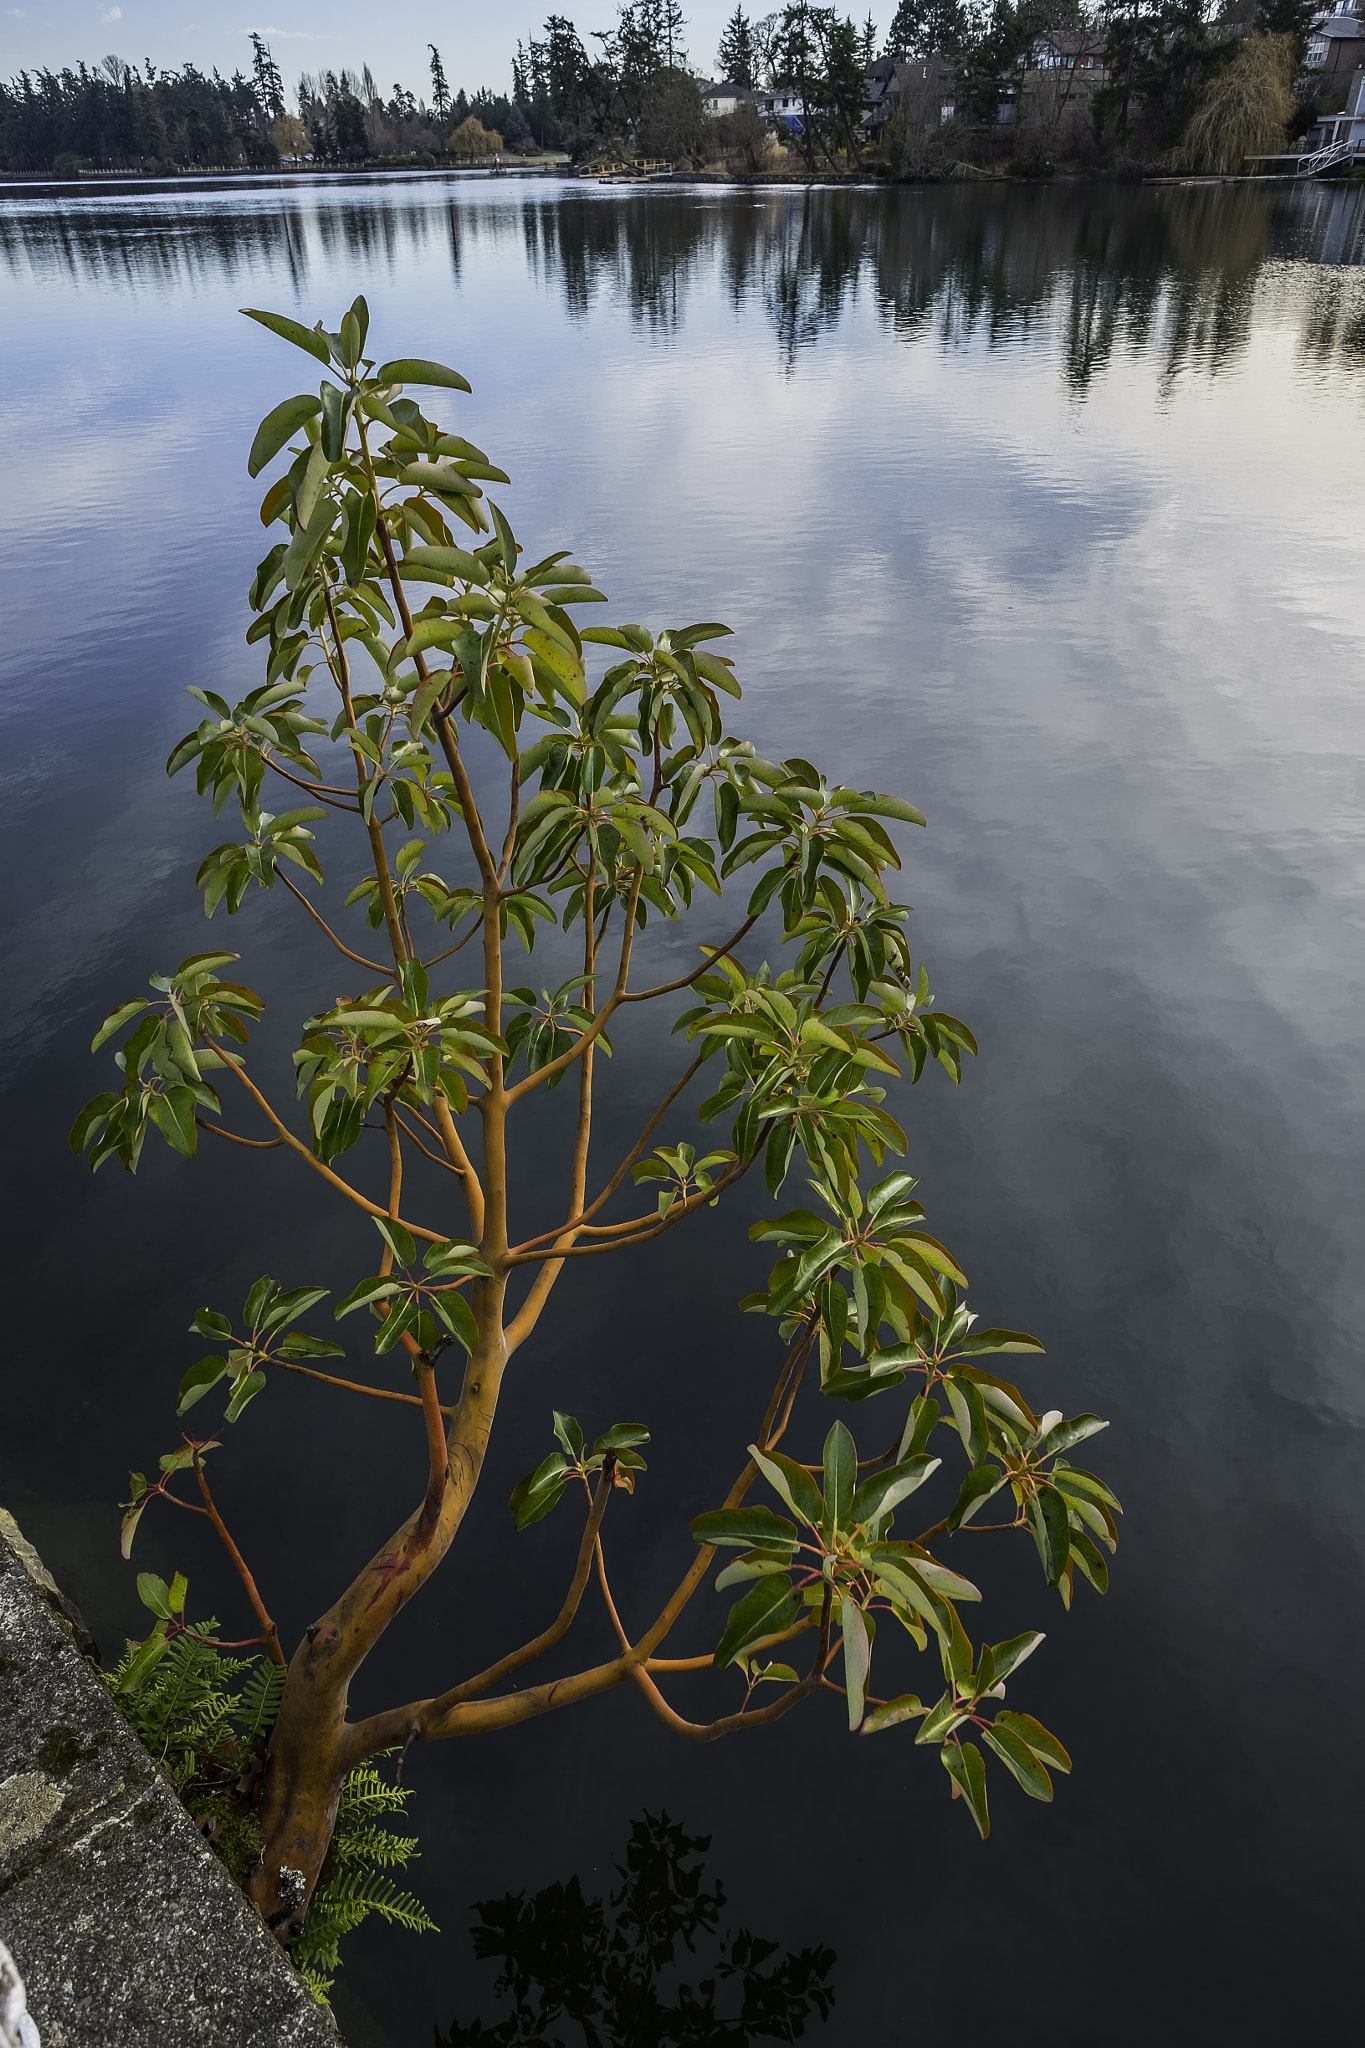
[99,5,122,19]
[6,8,29,17]
[244,23,320,36]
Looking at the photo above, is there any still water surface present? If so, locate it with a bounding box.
[2,173,1363,2044]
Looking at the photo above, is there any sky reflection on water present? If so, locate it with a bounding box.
[0,175,1362,2044]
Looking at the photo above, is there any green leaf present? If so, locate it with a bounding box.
[842,1597,870,1730]
[849,1454,940,1527]
[402,544,488,585]
[1036,1413,1108,1458]
[860,1693,926,1735]
[981,1722,1053,1801]
[69,1092,118,1153]
[910,1556,981,1602]
[335,1275,401,1318]
[371,1215,416,1269]
[146,1085,198,1157]
[691,1507,798,1551]
[225,1369,267,1421]
[749,1445,823,1526]
[552,1411,584,1460]
[941,1740,990,1838]
[591,1422,651,1452]
[994,1711,1071,1773]
[277,1332,347,1360]
[248,394,323,478]
[958,1328,1045,1357]
[378,358,473,391]
[241,307,332,365]
[752,1662,798,1685]
[984,1630,1044,1686]
[91,999,149,1053]
[137,1572,174,1619]
[822,1422,856,1535]
[946,1464,1005,1531]
[429,1288,479,1354]
[916,1690,969,1743]
[511,1479,565,1529]
[114,1624,171,1695]
[177,1355,229,1414]
[714,1550,795,1591]
[189,1307,232,1339]
[1037,1484,1072,1585]
[712,1574,798,1669]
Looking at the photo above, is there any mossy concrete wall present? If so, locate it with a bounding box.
[0,1509,342,2046]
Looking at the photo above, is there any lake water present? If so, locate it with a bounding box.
[1,171,1363,2044]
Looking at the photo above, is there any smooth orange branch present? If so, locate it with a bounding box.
[343,1472,615,1755]
[505,1153,756,1265]
[392,1110,463,1175]
[268,1353,454,1419]
[194,1118,282,1150]
[595,1535,631,1653]
[192,1448,284,1667]
[421,916,482,968]
[506,1053,705,1257]
[628,1660,820,1744]
[358,417,496,890]
[277,870,390,975]
[618,911,763,1005]
[322,578,409,969]
[264,758,361,811]
[503,865,645,1106]
[436,1474,611,1699]
[496,755,521,888]
[211,1044,445,1242]
[433,1087,486,1240]
[345,1334,817,1760]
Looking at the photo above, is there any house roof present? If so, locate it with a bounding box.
[703,81,750,95]
[1311,12,1365,34]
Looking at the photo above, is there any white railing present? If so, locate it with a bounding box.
[1295,138,1359,177]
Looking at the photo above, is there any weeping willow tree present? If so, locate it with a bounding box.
[1173,32,1295,173]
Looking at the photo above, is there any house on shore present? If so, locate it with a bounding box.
[1305,63,1365,145]
[1303,10,1365,106]
[701,81,753,118]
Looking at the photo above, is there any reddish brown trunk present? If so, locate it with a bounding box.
[247,1285,508,1937]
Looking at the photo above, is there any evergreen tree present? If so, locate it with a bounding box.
[717,6,759,83]
[428,43,451,123]
[884,0,964,55]
[249,34,285,121]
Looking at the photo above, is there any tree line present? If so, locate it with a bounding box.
[0,0,1331,179]
[0,30,533,175]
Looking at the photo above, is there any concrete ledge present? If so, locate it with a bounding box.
[0,1510,341,2046]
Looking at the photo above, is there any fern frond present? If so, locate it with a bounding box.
[108,1636,434,2009]
[237,1661,286,1743]
[314,1867,439,1934]
[295,1960,335,2004]
[327,1824,420,1869]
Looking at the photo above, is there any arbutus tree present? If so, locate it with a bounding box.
[73,299,1121,1950]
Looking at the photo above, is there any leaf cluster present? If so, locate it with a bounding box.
[509,1411,651,1529]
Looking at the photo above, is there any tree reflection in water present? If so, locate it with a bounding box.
[435,1812,835,2047]
[5,179,1365,397]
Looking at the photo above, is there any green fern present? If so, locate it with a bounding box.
[236,1659,286,1742]
[293,1750,436,1999]
[104,1630,435,2004]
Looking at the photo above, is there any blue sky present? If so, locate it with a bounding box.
[0,2,823,96]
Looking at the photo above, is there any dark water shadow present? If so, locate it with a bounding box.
[432,1811,835,2048]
